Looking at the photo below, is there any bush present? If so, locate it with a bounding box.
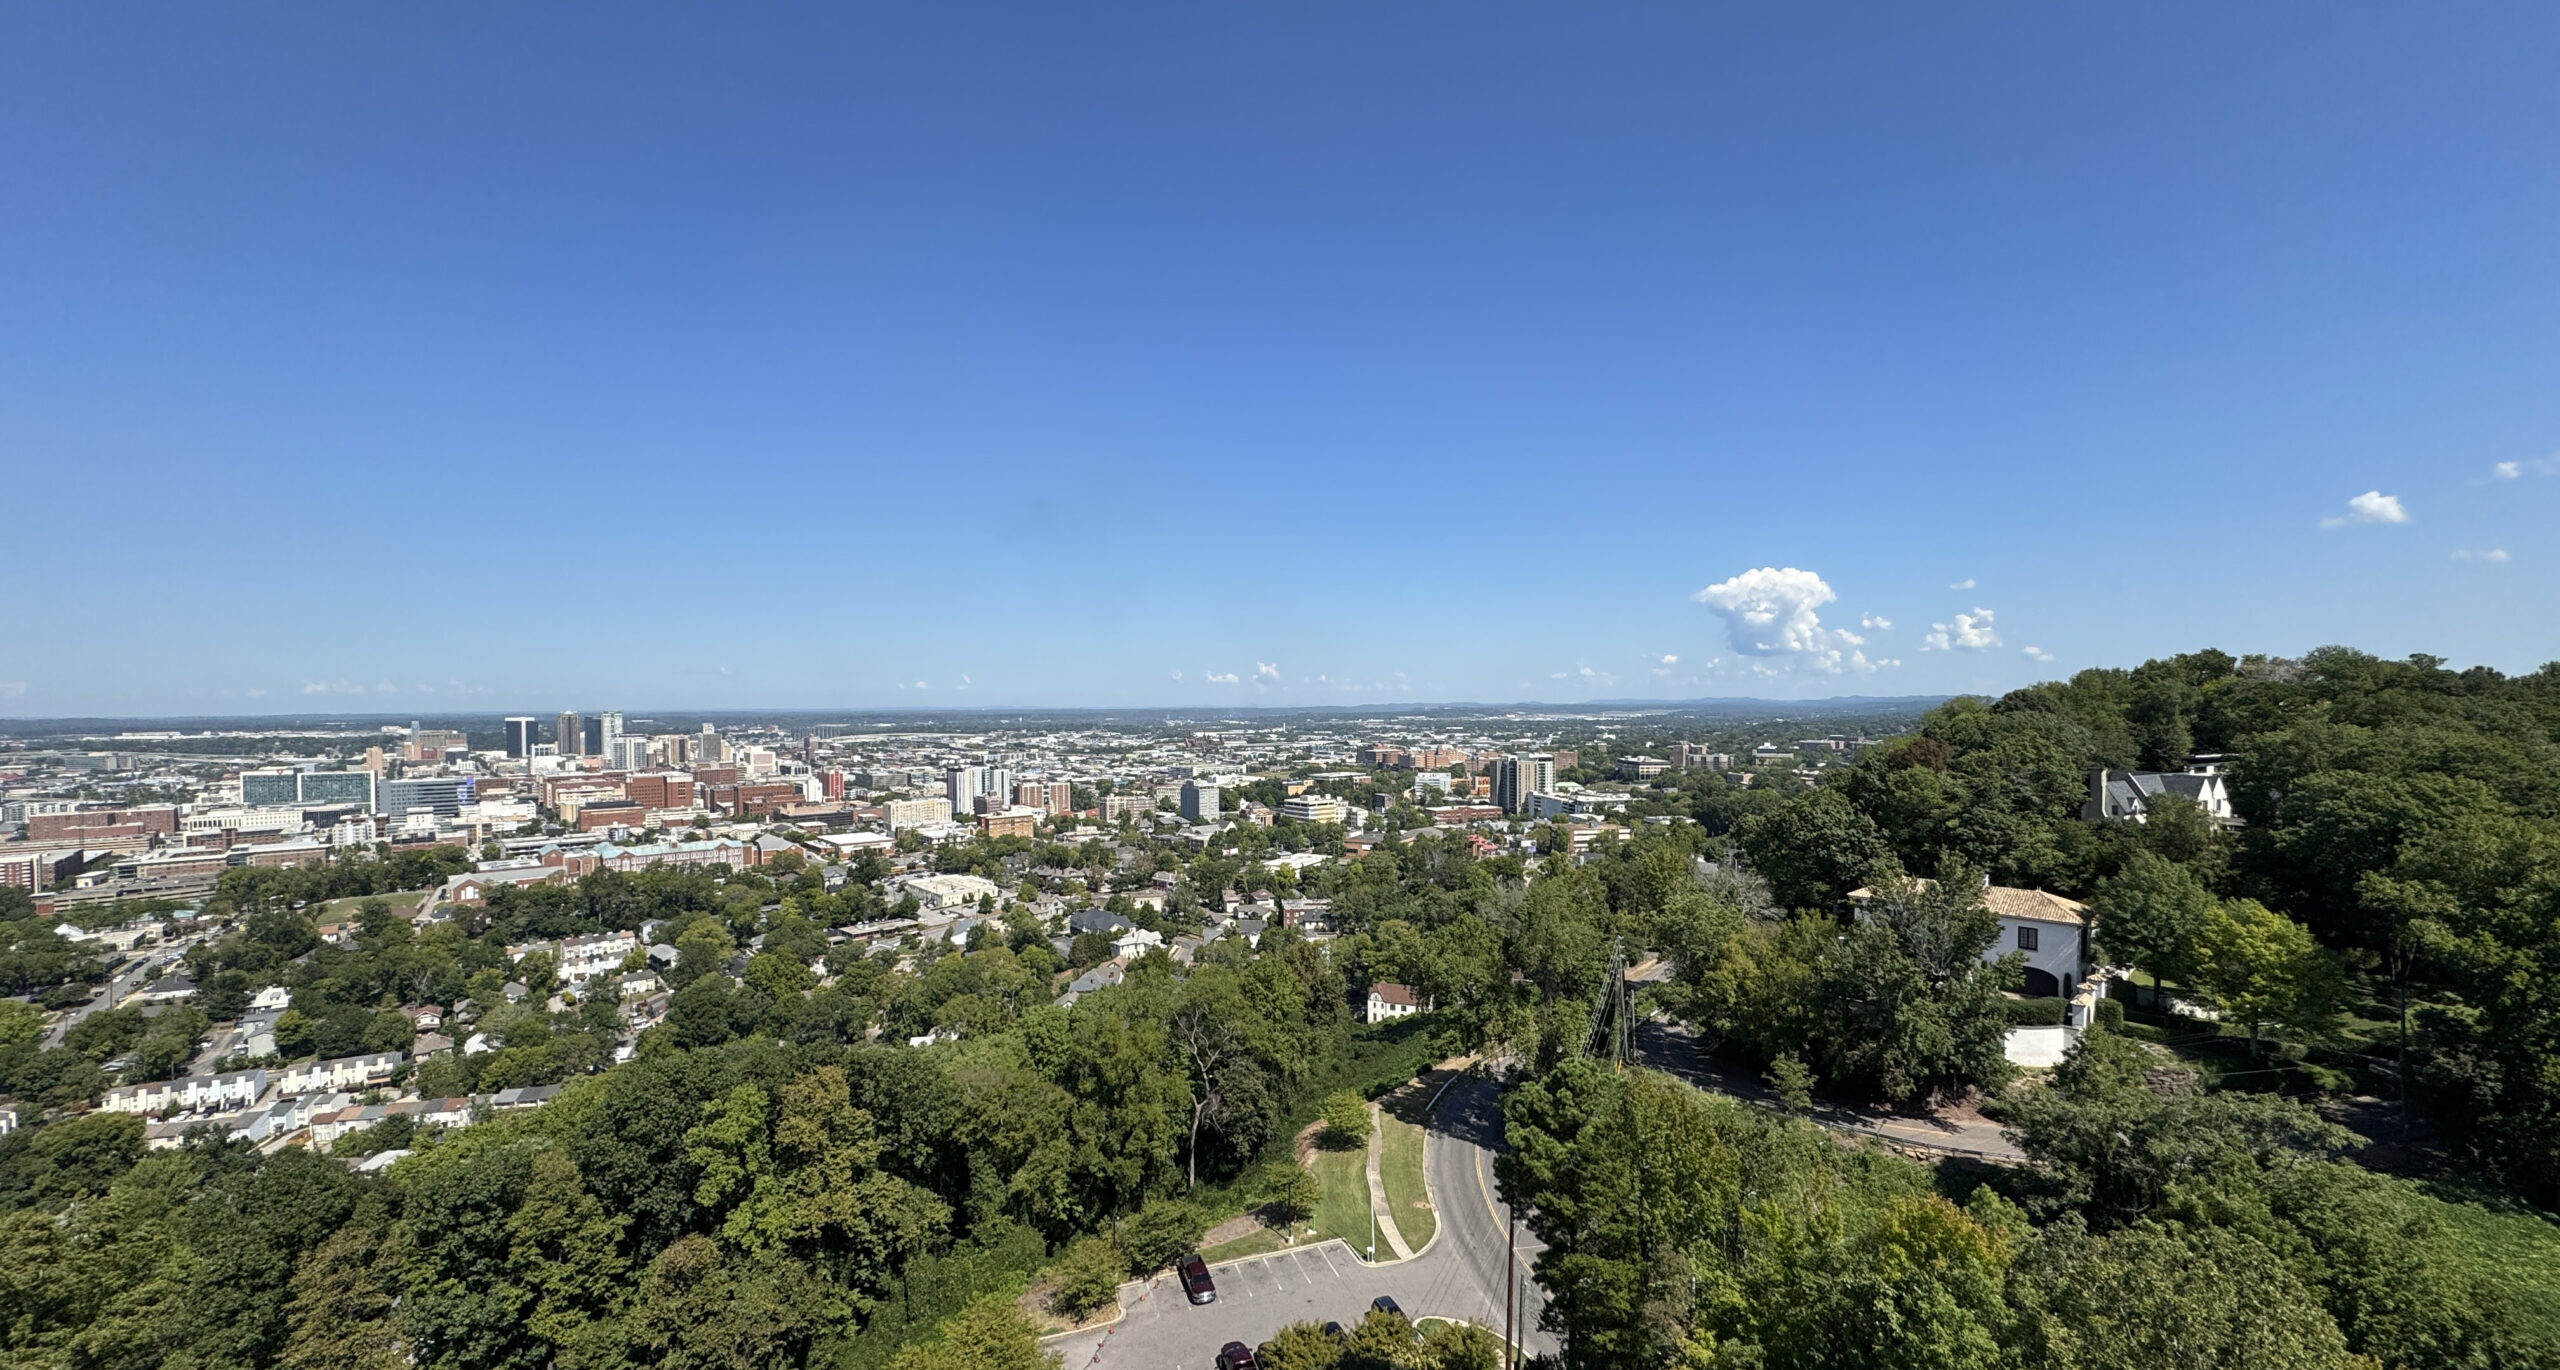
[2094,997,2126,1032]
[1265,1161,1320,1225]
[1119,1196,1203,1275]
[1320,1090,1370,1149]
[1045,1236,1122,1319]
[2001,996,2068,1027]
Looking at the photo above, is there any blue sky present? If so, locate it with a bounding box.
[4,4,2555,715]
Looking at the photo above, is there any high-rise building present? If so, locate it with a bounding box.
[609,736,653,771]
[594,711,624,758]
[884,797,955,830]
[1282,795,1349,825]
[504,717,539,758]
[379,776,475,821]
[945,766,986,817]
[1493,754,1554,814]
[1180,780,1221,824]
[555,711,583,758]
[242,768,379,811]
[1015,781,1074,814]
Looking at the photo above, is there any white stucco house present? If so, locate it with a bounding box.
[1366,981,1431,1023]
[1849,882,2097,1017]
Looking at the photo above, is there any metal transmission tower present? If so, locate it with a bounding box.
[1585,939,1632,1065]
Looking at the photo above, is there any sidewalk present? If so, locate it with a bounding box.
[1364,1101,1415,1260]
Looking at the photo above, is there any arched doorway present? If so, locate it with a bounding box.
[2020,967,2061,998]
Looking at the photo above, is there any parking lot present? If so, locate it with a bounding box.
[1052,1238,1496,1369]
[1048,1073,1556,1369]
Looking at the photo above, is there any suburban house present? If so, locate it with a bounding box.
[2082,762,2237,825]
[507,930,639,987]
[1849,881,2096,1005]
[1056,958,1127,1007]
[1366,981,1431,1023]
[278,1051,402,1096]
[101,1067,269,1117]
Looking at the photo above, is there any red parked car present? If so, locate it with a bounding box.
[1216,1340,1257,1370]
[1177,1254,1216,1305]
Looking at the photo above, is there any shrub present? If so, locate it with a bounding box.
[1045,1236,1122,1319]
[1320,1089,1371,1149]
[2001,996,2068,1027]
[1119,1196,1203,1275]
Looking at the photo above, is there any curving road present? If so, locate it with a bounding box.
[1047,1071,1556,1369]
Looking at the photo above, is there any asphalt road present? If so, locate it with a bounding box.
[1049,1072,1556,1369]
[40,945,185,1049]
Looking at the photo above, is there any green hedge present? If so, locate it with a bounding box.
[2000,996,2067,1027]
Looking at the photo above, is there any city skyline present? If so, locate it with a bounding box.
[7,5,2558,714]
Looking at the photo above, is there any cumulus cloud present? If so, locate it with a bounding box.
[1254,662,1280,682]
[2023,646,2056,662]
[1659,654,1679,665]
[2494,461,2521,479]
[1692,567,1880,673]
[1860,614,1892,630]
[1204,670,1240,684]
[1922,608,2001,652]
[1170,670,1184,682]
[2322,490,2409,527]
[897,680,929,690]
[2452,548,2511,562]
[302,679,367,695]
[0,681,24,698]
[1948,578,1976,591]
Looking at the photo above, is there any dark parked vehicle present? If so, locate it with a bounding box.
[1322,1321,1347,1340]
[1371,1295,1406,1320]
[1177,1254,1216,1305]
[1216,1340,1257,1370]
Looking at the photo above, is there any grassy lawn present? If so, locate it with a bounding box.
[318,890,427,918]
[1310,1138,1375,1256]
[1378,1111,1435,1252]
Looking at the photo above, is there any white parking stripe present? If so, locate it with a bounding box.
[1316,1244,1342,1278]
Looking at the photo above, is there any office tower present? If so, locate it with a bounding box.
[1493,753,1554,814]
[504,717,539,758]
[697,722,726,764]
[945,766,985,817]
[1180,780,1220,824]
[242,768,377,810]
[610,736,652,771]
[379,775,476,821]
[556,711,583,758]
[985,767,1014,806]
[595,711,624,758]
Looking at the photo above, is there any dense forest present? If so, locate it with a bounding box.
[4,647,2559,1370]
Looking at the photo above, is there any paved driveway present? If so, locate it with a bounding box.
[1049,1073,1556,1369]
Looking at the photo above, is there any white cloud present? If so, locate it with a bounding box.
[1659,654,1679,665]
[1860,614,1892,630]
[1922,608,2002,652]
[2023,646,2056,662]
[2493,461,2522,479]
[1170,670,1184,682]
[2322,490,2409,527]
[1692,566,1880,673]
[302,679,367,695]
[1948,578,1975,591]
[1254,662,1280,682]
[246,687,267,697]
[0,681,24,698]
[1204,670,1240,684]
[897,680,929,690]
[374,681,398,694]
[2452,548,2511,563]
